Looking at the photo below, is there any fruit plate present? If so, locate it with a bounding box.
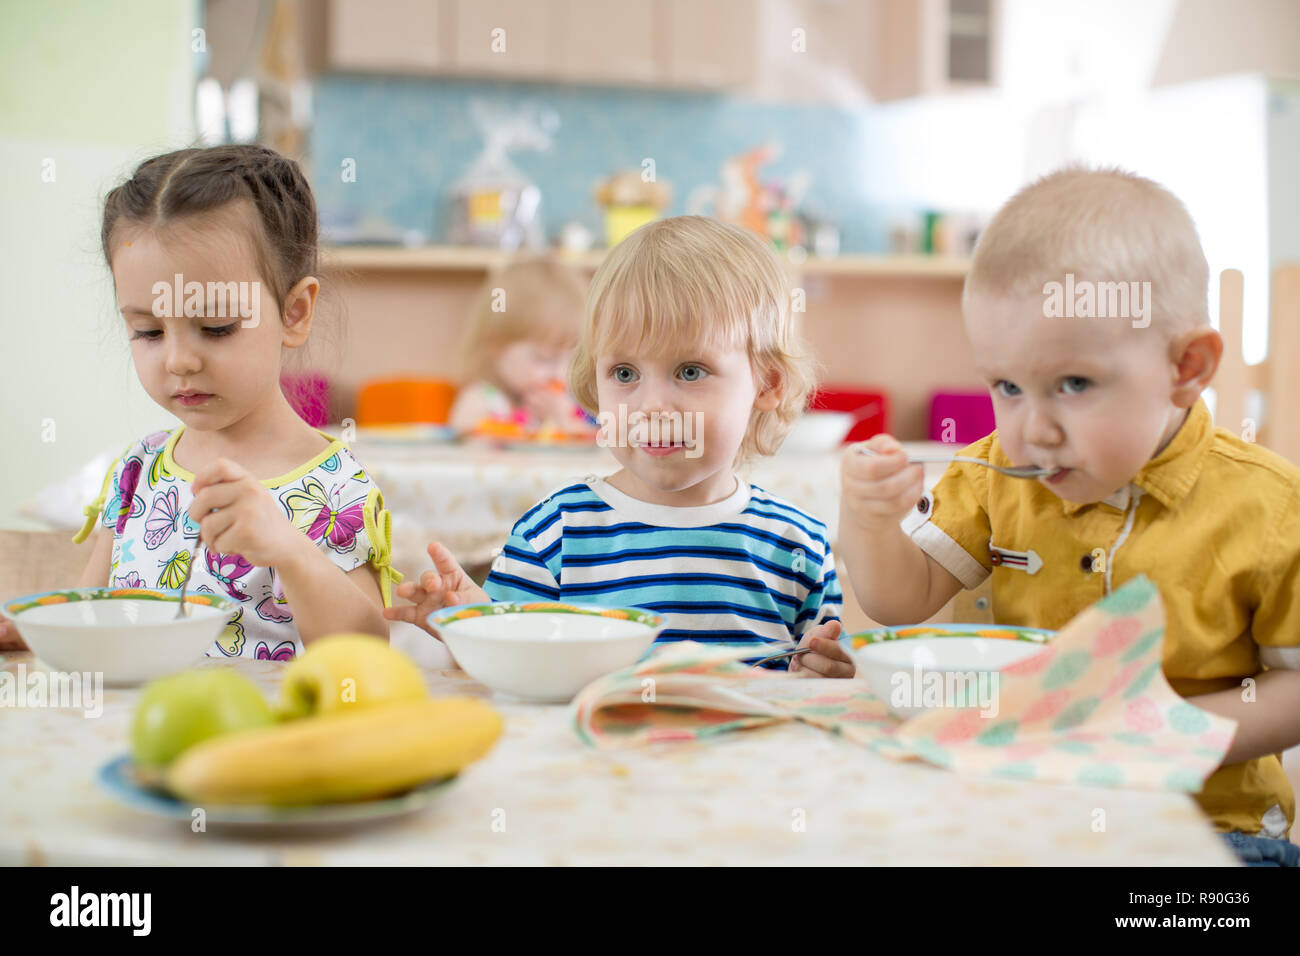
[97,755,456,827]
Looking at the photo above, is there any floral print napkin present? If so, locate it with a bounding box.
[569,576,1237,793]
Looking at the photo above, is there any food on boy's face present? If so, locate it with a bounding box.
[964,292,1190,504]
[113,229,285,434]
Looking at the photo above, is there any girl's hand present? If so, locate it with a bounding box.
[841,433,925,534]
[383,541,490,637]
[788,619,855,678]
[190,458,304,566]
[0,619,30,652]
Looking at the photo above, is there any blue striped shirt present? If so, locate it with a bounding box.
[484,476,841,655]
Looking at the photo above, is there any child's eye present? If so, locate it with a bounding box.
[1061,376,1090,394]
[203,323,238,337]
[611,366,638,384]
[994,380,1020,397]
[678,364,707,382]
[131,329,162,341]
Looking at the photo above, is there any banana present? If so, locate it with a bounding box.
[278,634,428,720]
[166,696,503,805]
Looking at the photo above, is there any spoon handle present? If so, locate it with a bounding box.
[746,646,813,668]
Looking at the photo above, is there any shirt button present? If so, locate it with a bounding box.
[916,497,929,514]
[1080,554,1094,572]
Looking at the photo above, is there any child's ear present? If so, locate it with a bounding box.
[754,366,784,412]
[281,276,319,348]
[1169,326,1222,407]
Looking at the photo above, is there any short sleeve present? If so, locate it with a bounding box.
[72,444,135,544]
[344,487,403,608]
[795,548,842,637]
[902,435,995,590]
[1253,481,1300,668]
[484,528,561,602]
[303,484,403,608]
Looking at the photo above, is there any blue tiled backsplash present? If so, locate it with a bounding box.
[309,75,900,253]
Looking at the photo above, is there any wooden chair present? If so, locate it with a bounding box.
[1215,265,1300,462]
[0,530,93,605]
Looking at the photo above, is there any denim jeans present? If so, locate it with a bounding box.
[1221,830,1300,866]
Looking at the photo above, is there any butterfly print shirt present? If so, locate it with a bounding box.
[73,427,402,661]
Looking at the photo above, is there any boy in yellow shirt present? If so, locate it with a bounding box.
[839,167,1300,866]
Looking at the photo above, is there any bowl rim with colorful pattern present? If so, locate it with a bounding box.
[1,586,238,623]
[427,601,664,634]
[843,622,1056,650]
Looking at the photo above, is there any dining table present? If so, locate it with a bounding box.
[1,651,1238,866]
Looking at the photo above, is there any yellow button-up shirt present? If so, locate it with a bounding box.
[904,399,1300,836]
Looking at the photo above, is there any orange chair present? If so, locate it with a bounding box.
[356,378,457,426]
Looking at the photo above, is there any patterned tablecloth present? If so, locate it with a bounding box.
[349,439,952,578]
[0,653,1236,865]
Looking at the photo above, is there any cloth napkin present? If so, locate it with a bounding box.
[569,576,1238,793]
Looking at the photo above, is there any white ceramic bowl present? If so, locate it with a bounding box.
[426,602,664,703]
[779,411,855,453]
[843,624,1054,719]
[2,588,239,686]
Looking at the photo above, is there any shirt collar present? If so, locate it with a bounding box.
[1057,398,1213,516]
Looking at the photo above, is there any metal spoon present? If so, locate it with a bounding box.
[856,446,1059,479]
[746,646,813,669]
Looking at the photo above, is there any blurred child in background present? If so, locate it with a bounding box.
[449,258,593,437]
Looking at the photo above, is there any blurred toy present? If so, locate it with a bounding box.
[281,372,331,427]
[448,100,556,250]
[594,170,672,248]
[687,144,810,251]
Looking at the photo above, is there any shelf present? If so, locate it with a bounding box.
[322,245,971,279]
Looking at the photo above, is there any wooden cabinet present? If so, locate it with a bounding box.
[317,0,997,103]
[869,0,998,101]
[752,0,875,104]
[451,0,556,78]
[662,0,756,90]
[326,0,449,74]
[556,0,657,84]
[320,0,755,91]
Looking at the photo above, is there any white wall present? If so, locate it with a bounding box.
[858,1,1281,362]
[0,0,197,531]
[1269,78,1300,266]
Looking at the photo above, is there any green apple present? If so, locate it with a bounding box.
[131,669,274,770]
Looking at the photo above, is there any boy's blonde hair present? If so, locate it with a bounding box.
[964,166,1209,334]
[569,215,817,464]
[458,257,587,386]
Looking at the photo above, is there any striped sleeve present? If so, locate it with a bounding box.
[483,497,565,602]
[795,549,842,637]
